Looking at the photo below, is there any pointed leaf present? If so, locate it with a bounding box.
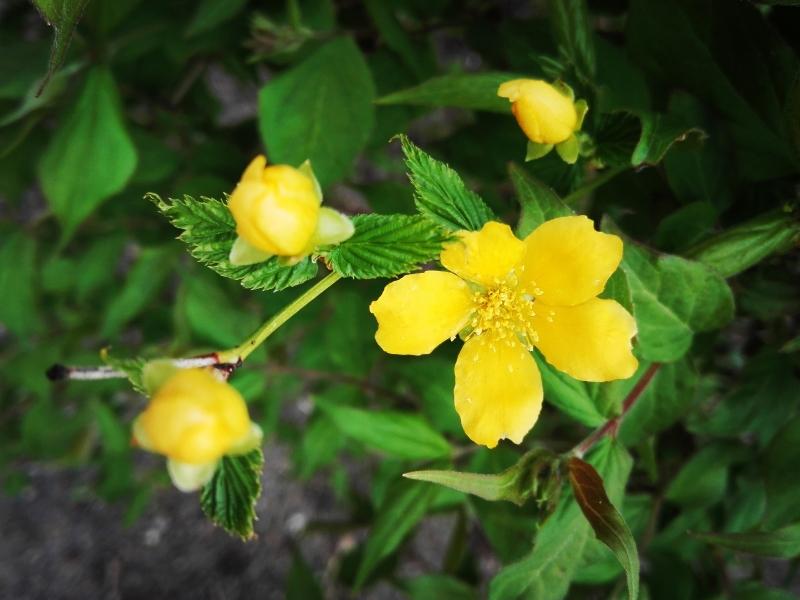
[691,522,800,558]
[510,164,574,237]
[200,449,264,539]
[31,0,90,93]
[568,456,640,600]
[377,72,517,113]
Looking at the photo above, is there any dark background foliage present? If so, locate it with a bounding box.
[1,0,799,598]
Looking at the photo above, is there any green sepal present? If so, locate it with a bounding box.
[574,99,589,130]
[552,79,575,101]
[298,159,323,204]
[526,140,554,162]
[227,423,264,456]
[310,207,355,248]
[167,459,219,492]
[556,135,580,164]
[228,235,274,266]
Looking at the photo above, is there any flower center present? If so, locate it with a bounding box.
[468,284,540,349]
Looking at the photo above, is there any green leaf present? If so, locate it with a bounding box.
[200,449,264,539]
[405,449,561,506]
[286,548,324,600]
[666,444,742,508]
[490,439,632,600]
[39,67,138,239]
[185,0,247,37]
[31,0,90,93]
[363,0,434,79]
[628,0,800,180]
[100,246,175,337]
[0,232,40,337]
[148,193,318,292]
[691,522,800,558]
[548,0,595,83]
[399,135,495,231]
[258,37,375,188]
[377,72,517,113]
[510,163,573,238]
[355,478,438,588]
[763,416,800,528]
[101,354,147,395]
[631,111,704,166]
[607,219,734,362]
[326,213,448,279]
[594,112,641,168]
[315,397,451,460]
[686,210,800,278]
[619,360,697,445]
[536,354,605,427]
[568,457,639,600]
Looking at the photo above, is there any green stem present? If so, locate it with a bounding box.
[217,271,342,364]
[563,165,628,205]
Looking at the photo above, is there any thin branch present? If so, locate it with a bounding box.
[572,362,661,457]
[46,356,223,382]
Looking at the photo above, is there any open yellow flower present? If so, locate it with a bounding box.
[498,79,588,163]
[133,368,261,491]
[370,217,638,448]
[227,155,353,265]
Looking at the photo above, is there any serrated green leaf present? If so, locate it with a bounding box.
[355,478,438,588]
[509,164,573,238]
[490,439,632,600]
[568,457,639,600]
[258,37,375,188]
[200,449,264,539]
[39,67,138,239]
[686,209,800,278]
[606,218,735,362]
[315,397,451,460]
[148,193,318,292]
[326,213,448,279]
[101,355,147,395]
[399,135,495,231]
[31,0,90,93]
[377,72,517,113]
[692,522,800,558]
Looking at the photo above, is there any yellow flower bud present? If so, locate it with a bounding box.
[133,369,252,465]
[498,79,579,145]
[228,155,321,256]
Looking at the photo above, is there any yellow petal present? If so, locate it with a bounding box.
[370,271,475,355]
[440,221,526,287]
[498,79,577,145]
[520,215,622,306]
[454,332,543,448]
[533,298,638,382]
[241,155,267,183]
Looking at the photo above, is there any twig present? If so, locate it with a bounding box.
[572,363,662,457]
[46,356,223,382]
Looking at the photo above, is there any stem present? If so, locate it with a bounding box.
[563,165,628,205]
[217,272,342,364]
[572,363,661,457]
[47,356,220,381]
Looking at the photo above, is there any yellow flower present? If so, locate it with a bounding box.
[133,369,261,491]
[369,217,638,448]
[497,79,588,163]
[227,155,353,265]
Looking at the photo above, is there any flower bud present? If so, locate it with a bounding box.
[133,369,253,465]
[228,155,321,257]
[498,79,579,145]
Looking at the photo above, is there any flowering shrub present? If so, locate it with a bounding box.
[2,0,799,598]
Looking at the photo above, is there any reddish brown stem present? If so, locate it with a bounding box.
[572,362,662,457]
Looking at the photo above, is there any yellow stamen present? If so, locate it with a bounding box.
[467,284,539,350]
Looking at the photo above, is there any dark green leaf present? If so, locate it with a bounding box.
[315,397,451,460]
[631,111,704,166]
[39,67,138,239]
[399,135,495,231]
[510,164,573,238]
[363,0,434,78]
[185,0,247,37]
[31,0,90,93]
[763,416,800,528]
[286,548,324,600]
[692,522,800,558]
[686,210,800,278]
[100,355,147,395]
[666,444,742,508]
[0,232,40,337]
[148,193,319,292]
[355,478,438,588]
[536,354,605,427]
[258,37,375,188]
[326,213,448,279]
[377,72,517,113]
[405,575,477,600]
[548,0,595,83]
[200,449,264,539]
[568,457,639,600]
[594,111,642,168]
